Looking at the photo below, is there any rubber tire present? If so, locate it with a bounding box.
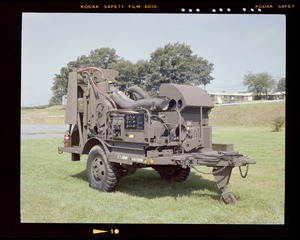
[86,145,119,192]
[173,167,191,182]
[220,192,237,204]
[153,166,190,182]
[119,165,137,178]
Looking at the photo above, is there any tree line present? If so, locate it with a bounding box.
[243,72,285,100]
[50,42,285,105]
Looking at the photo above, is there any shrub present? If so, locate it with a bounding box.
[272,116,285,132]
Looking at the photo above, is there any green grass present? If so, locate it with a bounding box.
[21,126,285,224]
[210,101,285,127]
[21,105,65,124]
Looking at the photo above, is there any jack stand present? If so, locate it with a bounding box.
[213,166,236,204]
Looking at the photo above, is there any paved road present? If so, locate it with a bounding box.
[21,124,69,139]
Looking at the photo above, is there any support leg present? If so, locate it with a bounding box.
[212,166,236,204]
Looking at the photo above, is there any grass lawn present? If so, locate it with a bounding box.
[20,126,285,224]
[21,105,65,124]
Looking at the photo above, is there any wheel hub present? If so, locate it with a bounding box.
[91,157,105,182]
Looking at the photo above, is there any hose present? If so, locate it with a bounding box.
[77,68,117,108]
[77,67,104,78]
[110,89,171,111]
[126,85,152,99]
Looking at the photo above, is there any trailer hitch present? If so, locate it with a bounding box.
[183,151,255,204]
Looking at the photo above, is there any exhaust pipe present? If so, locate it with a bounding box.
[111,90,175,111]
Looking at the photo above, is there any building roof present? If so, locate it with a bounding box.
[208,91,285,96]
[208,92,252,96]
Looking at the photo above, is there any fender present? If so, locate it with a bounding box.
[82,137,110,156]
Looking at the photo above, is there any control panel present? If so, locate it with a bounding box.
[124,114,144,130]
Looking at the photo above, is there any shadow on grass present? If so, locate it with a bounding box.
[71,169,87,181]
[71,168,220,201]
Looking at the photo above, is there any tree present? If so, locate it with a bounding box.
[146,43,214,93]
[49,44,214,104]
[110,59,139,90]
[243,72,277,100]
[67,48,119,69]
[88,48,119,69]
[49,48,119,105]
[276,78,286,92]
[49,67,69,106]
[109,59,151,92]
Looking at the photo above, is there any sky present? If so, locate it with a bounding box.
[21,13,285,106]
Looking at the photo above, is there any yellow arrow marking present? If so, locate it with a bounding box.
[93,229,108,234]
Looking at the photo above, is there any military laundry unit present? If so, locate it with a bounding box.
[58,67,256,204]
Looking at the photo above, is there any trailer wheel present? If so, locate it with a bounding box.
[153,166,190,182]
[86,145,119,192]
[220,191,237,204]
[119,165,137,177]
[173,167,190,182]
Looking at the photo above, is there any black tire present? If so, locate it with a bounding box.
[86,145,120,192]
[118,165,137,178]
[153,166,190,182]
[173,167,191,182]
[220,191,237,204]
